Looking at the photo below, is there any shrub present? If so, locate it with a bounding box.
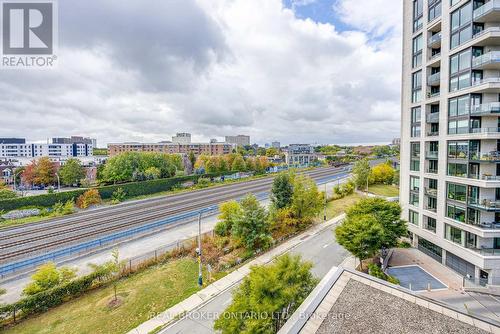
[23,262,77,296]
[214,200,242,237]
[332,180,355,199]
[196,177,211,188]
[368,264,400,285]
[111,188,127,203]
[0,189,17,200]
[52,200,75,216]
[76,189,102,209]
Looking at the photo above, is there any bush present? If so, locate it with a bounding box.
[76,189,102,209]
[332,180,355,199]
[368,264,399,285]
[0,189,17,200]
[52,200,75,216]
[196,178,211,188]
[111,188,127,203]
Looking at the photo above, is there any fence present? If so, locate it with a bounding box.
[0,192,270,278]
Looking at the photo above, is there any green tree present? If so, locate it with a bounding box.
[59,158,86,186]
[232,194,271,250]
[370,162,395,185]
[345,197,407,249]
[189,151,196,168]
[231,154,246,171]
[23,262,77,295]
[335,214,385,270]
[352,158,371,190]
[0,188,16,200]
[109,248,124,301]
[144,166,161,180]
[214,254,318,333]
[270,172,294,209]
[215,200,243,237]
[290,175,323,221]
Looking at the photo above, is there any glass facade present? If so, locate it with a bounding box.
[450,2,472,49]
[413,0,424,32]
[412,71,422,103]
[412,35,423,68]
[411,107,421,137]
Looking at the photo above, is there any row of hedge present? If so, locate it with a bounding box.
[0,174,212,212]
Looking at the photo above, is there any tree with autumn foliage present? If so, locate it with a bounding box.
[21,158,56,186]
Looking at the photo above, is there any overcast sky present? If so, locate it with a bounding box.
[0,0,402,147]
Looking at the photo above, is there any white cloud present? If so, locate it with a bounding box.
[0,0,402,146]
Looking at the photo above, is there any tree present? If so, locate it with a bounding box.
[232,194,271,250]
[109,248,124,301]
[215,200,243,237]
[76,188,102,209]
[270,172,294,209]
[335,214,385,270]
[231,154,246,171]
[266,147,279,157]
[370,162,395,185]
[23,262,76,295]
[345,197,407,249]
[352,158,371,190]
[34,157,56,185]
[144,166,161,180]
[214,254,318,333]
[290,175,323,221]
[59,158,86,186]
[188,151,196,169]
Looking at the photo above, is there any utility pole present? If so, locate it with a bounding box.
[55,173,60,192]
[197,212,203,287]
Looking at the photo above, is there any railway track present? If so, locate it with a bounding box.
[0,167,347,263]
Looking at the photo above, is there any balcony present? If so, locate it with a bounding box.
[427,72,440,86]
[427,130,439,137]
[424,188,437,197]
[469,151,500,162]
[482,174,500,181]
[470,102,500,116]
[469,77,500,93]
[426,167,438,174]
[468,198,500,211]
[470,127,500,134]
[471,27,500,47]
[472,51,500,70]
[474,248,500,256]
[426,112,439,123]
[473,0,500,23]
[425,150,439,159]
[428,33,441,48]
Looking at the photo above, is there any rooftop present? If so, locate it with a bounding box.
[279,267,499,334]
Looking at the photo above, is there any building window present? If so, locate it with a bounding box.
[409,210,419,226]
[410,142,421,171]
[447,163,467,177]
[448,95,469,117]
[424,216,437,233]
[445,224,463,244]
[450,2,472,49]
[411,106,421,137]
[412,71,422,103]
[413,0,423,32]
[447,141,468,159]
[429,0,442,21]
[447,182,467,202]
[449,49,472,91]
[446,205,466,223]
[412,34,423,68]
[410,176,420,206]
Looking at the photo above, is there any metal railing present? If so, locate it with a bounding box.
[473,0,500,20]
[470,127,500,134]
[468,198,500,209]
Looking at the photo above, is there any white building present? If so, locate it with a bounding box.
[284,144,316,166]
[0,142,93,159]
[401,0,500,285]
[172,133,192,144]
[225,135,250,147]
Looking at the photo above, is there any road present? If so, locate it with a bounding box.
[160,225,350,334]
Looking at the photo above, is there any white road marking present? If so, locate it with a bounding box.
[323,244,329,248]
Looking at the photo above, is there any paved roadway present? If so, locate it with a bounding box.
[160,225,350,334]
[0,167,347,265]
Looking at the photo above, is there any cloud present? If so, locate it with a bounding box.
[0,0,402,146]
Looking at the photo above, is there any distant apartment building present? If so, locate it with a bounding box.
[401,0,500,285]
[107,142,235,157]
[172,133,192,144]
[0,138,26,144]
[271,141,281,149]
[225,135,250,146]
[284,144,316,166]
[52,136,96,147]
[392,138,401,146]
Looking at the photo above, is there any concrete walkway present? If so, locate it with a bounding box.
[127,214,346,334]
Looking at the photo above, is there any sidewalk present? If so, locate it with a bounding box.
[127,214,346,334]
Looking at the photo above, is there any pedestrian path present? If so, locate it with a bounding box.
[127,215,345,334]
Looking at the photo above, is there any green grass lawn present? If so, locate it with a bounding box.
[2,258,219,334]
[320,193,365,221]
[367,184,400,197]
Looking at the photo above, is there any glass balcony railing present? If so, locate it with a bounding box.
[427,130,439,136]
[469,127,500,134]
[425,151,439,159]
[472,26,500,40]
[424,188,437,197]
[472,77,500,87]
[469,151,500,162]
[472,51,500,68]
[482,174,500,181]
[470,102,500,115]
[473,0,500,20]
[468,198,500,210]
[426,168,438,174]
[428,33,441,46]
[427,72,440,85]
[476,248,500,256]
[426,112,439,122]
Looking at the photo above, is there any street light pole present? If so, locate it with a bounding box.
[323,183,327,221]
[197,212,203,287]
